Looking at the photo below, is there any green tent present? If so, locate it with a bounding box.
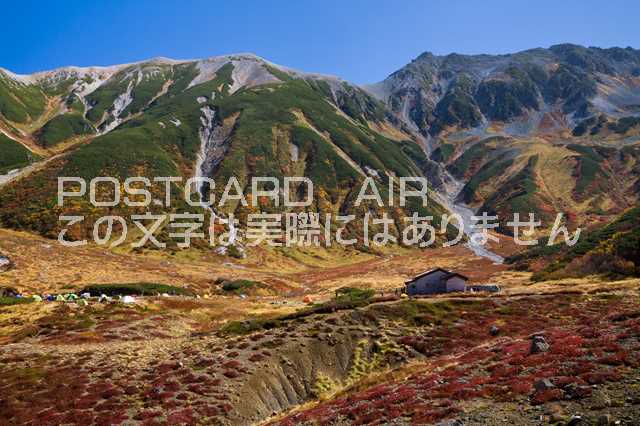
[65,293,78,301]
[32,295,43,302]
[55,295,65,302]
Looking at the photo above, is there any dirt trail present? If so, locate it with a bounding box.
[0,153,64,189]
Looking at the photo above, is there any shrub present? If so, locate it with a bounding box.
[313,373,336,397]
[226,245,244,259]
[0,297,34,306]
[223,370,239,379]
[248,353,265,362]
[219,318,282,336]
[80,283,194,297]
[334,287,375,304]
[220,279,263,295]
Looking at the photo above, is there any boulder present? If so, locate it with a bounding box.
[567,415,583,426]
[597,414,612,426]
[590,390,612,409]
[530,334,550,354]
[546,403,565,423]
[564,383,592,399]
[534,378,555,392]
[0,255,12,272]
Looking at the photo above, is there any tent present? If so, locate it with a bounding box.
[98,294,112,303]
[81,292,91,299]
[122,295,136,304]
[32,295,43,302]
[65,294,79,301]
[55,295,65,302]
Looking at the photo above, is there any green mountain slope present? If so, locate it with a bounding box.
[1,47,639,251]
[0,57,452,250]
[0,71,46,123]
[35,113,95,147]
[0,134,38,174]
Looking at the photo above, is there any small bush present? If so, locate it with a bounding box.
[226,245,244,259]
[220,279,263,294]
[223,370,239,379]
[0,297,34,306]
[219,318,282,336]
[80,283,194,297]
[335,287,375,303]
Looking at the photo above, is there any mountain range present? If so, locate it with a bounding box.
[0,44,638,269]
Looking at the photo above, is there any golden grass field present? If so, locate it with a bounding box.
[2,226,637,309]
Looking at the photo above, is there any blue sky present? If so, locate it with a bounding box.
[3,0,639,83]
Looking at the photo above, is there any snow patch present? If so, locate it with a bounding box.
[364,166,379,177]
[100,80,134,134]
[289,143,299,161]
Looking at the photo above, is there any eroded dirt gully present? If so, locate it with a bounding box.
[271,292,640,425]
[2,288,640,425]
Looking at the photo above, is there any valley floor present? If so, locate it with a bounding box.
[0,228,639,425]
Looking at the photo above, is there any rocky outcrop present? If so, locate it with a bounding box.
[530,334,550,354]
[0,255,12,273]
[366,44,640,136]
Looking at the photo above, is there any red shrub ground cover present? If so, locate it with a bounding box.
[272,295,640,425]
[1,294,639,425]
